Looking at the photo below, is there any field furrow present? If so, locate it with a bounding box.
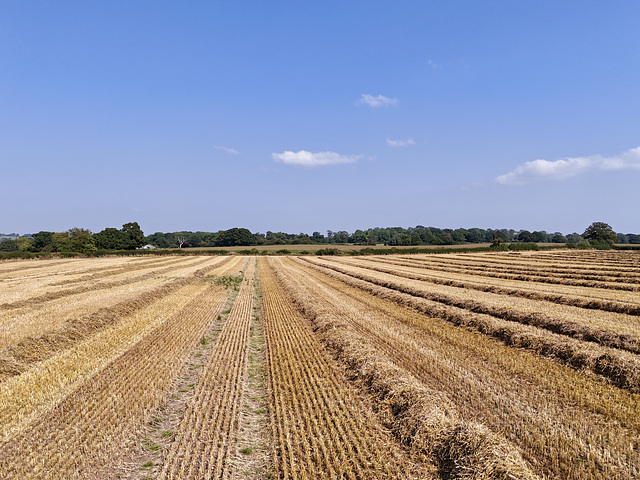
[0,256,214,309]
[161,258,255,479]
[305,257,640,350]
[271,256,640,480]
[259,257,426,479]
[301,257,640,392]
[0,257,230,381]
[334,256,640,312]
[0,279,228,479]
[1,250,638,480]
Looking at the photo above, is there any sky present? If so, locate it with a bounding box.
[2,1,639,236]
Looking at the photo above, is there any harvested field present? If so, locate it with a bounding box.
[282,251,640,479]
[259,257,430,479]
[0,250,638,479]
[162,259,256,479]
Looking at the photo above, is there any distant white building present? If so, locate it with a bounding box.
[139,244,157,250]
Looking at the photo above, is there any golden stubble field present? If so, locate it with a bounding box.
[0,250,639,479]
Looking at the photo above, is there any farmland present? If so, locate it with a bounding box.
[0,250,639,479]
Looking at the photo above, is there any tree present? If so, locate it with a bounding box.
[215,228,255,247]
[333,231,350,244]
[616,233,629,244]
[531,231,548,243]
[351,229,368,244]
[31,231,55,252]
[54,228,96,254]
[452,229,468,243]
[121,222,146,249]
[419,230,436,244]
[146,232,172,248]
[94,222,146,250]
[583,222,617,246]
[176,235,187,248]
[566,233,584,244]
[516,230,534,242]
[311,231,325,243]
[94,228,127,250]
[0,239,17,252]
[490,237,504,248]
[465,228,485,243]
[438,232,454,245]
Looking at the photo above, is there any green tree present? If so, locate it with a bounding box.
[465,228,486,243]
[490,237,504,248]
[215,228,255,247]
[351,229,368,244]
[616,233,629,244]
[583,222,617,246]
[31,231,55,252]
[566,233,584,244]
[452,229,468,243]
[333,231,350,244]
[93,222,145,250]
[54,228,96,254]
[94,228,128,250]
[311,231,325,243]
[419,230,437,245]
[531,231,548,243]
[122,222,146,249]
[146,232,172,248]
[0,239,17,252]
[516,230,534,242]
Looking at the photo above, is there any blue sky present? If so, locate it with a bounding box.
[2,1,639,235]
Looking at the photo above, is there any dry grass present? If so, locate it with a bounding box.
[2,251,638,479]
[162,259,256,479]
[270,255,640,479]
[334,255,640,312]
[300,257,640,391]
[259,257,431,479]
[270,257,539,480]
[0,282,228,479]
[0,257,231,379]
[319,256,640,333]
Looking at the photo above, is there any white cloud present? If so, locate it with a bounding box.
[495,157,592,185]
[272,150,361,167]
[386,137,416,147]
[600,146,640,171]
[357,94,398,107]
[495,146,640,185]
[214,145,239,155]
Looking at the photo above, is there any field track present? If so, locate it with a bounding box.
[0,250,638,479]
[162,259,256,479]
[259,257,429,479]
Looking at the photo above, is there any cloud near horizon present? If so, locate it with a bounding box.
[272,150,361,167]
[495,147,640,185]
[386,137,416,147]
[357,94,399,107]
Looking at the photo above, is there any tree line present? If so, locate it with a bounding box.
[0,223,146,255]
[1,222,636,254]
[147,224,638,248]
